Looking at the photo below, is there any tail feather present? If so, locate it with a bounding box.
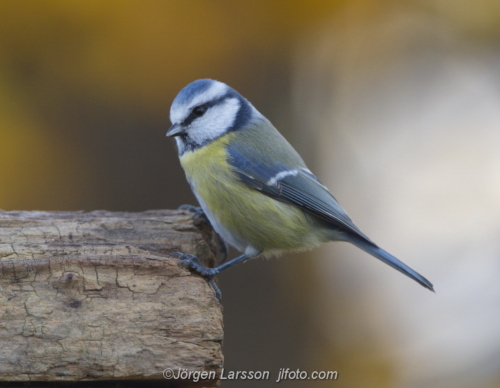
[347,234,434,292]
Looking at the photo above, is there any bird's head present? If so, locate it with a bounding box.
[167,79,257,154]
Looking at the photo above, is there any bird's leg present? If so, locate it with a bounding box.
[172,251,261,301]
[178,204,228,262]
[177,251,259,277]
[216,234,228,264]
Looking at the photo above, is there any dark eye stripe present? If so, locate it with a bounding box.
[182,105,206,126]
[181,94,230,126]
[192,105,207,117]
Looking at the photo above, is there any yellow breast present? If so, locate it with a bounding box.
[179,134,326,253]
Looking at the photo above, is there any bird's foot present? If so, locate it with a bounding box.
[176,253,219,278]
[178,204,205,217]
[172,252,221,301]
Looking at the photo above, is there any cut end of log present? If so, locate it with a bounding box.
[0,210,224,385]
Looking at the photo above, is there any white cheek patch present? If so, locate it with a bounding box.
[170,81,228,124]
[189,98,240,144]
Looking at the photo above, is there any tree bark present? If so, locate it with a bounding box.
[0,209,223,387]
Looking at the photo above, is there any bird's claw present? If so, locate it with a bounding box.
[178,204,205,217]
[176,253,217,278]
[178,205,209,226]
[172,252,222,302]
[208,278,222,302]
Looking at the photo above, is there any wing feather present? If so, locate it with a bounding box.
[228,146,371,241]
[226,140,434,291]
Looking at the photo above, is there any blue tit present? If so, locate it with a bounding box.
[167,79,433,300]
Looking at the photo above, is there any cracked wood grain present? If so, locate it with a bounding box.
[0,210,223,386]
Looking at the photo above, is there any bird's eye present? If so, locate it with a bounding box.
[192,105,207,117]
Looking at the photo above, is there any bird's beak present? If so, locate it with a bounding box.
[166,123,184,137]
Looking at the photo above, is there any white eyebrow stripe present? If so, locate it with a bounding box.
[188,82,227,110]
[170,81,228,124]
[267,170,299,186]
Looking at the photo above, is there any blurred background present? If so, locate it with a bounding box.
[1,1,500,387]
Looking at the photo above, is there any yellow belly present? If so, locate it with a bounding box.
[179,135,326,253]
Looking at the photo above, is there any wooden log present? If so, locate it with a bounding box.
[0,209,223,386]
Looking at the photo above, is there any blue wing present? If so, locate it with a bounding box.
[227,145,434,291]
[227,145,370,240]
